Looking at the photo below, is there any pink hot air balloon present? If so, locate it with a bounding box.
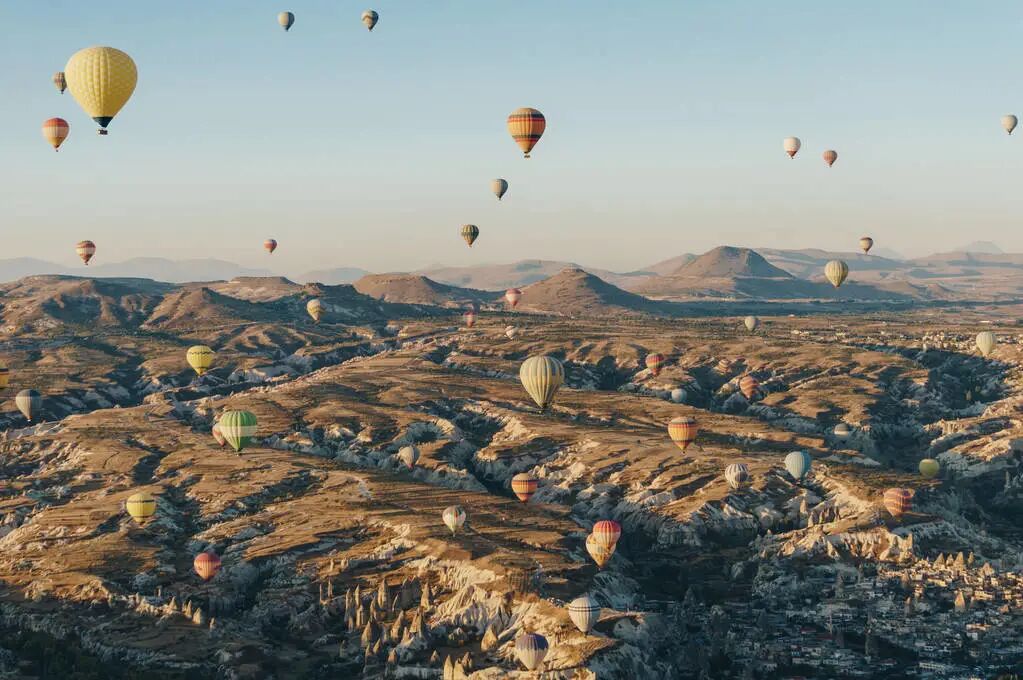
[263,238,278,254]
[739,376,760,400]
[505,288,522,308]
[645,353,667,377]
[591,520,621,548]
[822,150,838,167]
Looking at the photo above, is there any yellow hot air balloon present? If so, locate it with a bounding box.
[126,491,157,524]
[186,345,215,376]
[519,355,564,411]
[0,362,9,389]
[507,108,546,158]
[859,237,874,254]
[976,331,996,357]
[824,260,849,288]
[64,46,138,135]
[919,458,940,479]
[307,298,324,323]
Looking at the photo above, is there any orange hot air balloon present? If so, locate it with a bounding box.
[505,288,522,308]
[739,376,760,400]
[76,240,96,265]
[511,472,538,502]
[463,309,477,328]
[645,353,667,376]
[194,551,222,581]
[667,416,698,452]
[823,150,838,167]
[42,118,70,151]
[263,238,277,254]
[507,107,546,158]
[591,520,621,548]
[883,488,913,517]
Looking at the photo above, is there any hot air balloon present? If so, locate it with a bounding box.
[0,364,9,390]
[919,458,940,479]
[505,288,522,308]
[362,10,379,31]
[194,551,222,581]
[491,178,508,201]
[186,345,215,376]
[15,389,42,421]
[219,410,257,452]
[507,108,546,158]
[591,520,621,548]
[670,388,685,403]
[1002,115,1018,135]
[442,505,466,535]
[307,298,323,323]
[645,353,667,377]
[567,594,601,634]
[585,532,615,569]
[823,150,838,167]
[834,423,851,439]
[126,491,157,524]
[64,46,137,135]
[76,240,96,265]
[212,422,227,448]
[744,316,760,332]
[515,633,549,671]
[976,331,996,357]
[519,355,565,411]
[505,325,517,339]
[462,310,478,329]
[42,118,69,151]
[783,137,801,158]
[739,376,760,400]
[784,451,812,481]
[398,445,419,469]
[724,463,750,490]
[53,72,67,94]
[511,472,538,502]
[461,224,479,247]
[264,239,277,254]
[824,260,849,288]
[667,416,698,452]
[278,11,295,31]
[883,488,912,517]
[860,237,874,254]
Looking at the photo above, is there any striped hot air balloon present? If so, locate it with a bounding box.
[362,10,379,31]
[398,445,419,469]
[126,491,156,524]
[783,136,801,158]
[724,463,750,490]
[784,451,812,481]
[219,410,257,452]
[263,238,277,254]
[307,298,323,323]
[442,505,466,535]
[505,288,522,308]
[667,416,698,452]
[567,594,601,634]
[461,224,479,247]
[976,331,996,357]
[859,237,874,254]
[883,488,913,517]
[42,118,69,151]
[739,376,760,400]
[53,71,67,94]
[591,520,621,548]
[211,422,227,448]
[515,633,549,671]
[76,240,96,265]
[64,46,137,135]
[463,309,477,328]
[519,355,564,411]
[824,260,849,288]
[507,107,546,158]
[194,551,222,581]
[645,353,667,376]
[919,458,940,479]
[511,472,538,502]
[585,532,615,569]
[823,150,838,167]
[15,389,42,421]
[278,11,295,31]
[491,178,508,200]
[186,345,215,376]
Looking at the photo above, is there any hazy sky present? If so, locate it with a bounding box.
[2,1,1023,276]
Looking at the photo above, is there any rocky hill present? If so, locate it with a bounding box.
[353,274,498,308]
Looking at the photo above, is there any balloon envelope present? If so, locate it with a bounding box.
[739,376,760,400]
[264,238,277,254]
[585,532,615,569]
[919,458,940,479]
[883,488,912,517]
[194,552,221,581]
[307,299,323,322]
[507,108,546,158]
[278,12,294,30]
[461,224,479,247]
[515,633,549,671]
[492,178,508,200]
[362,10,379,31]
[505,288,522,307]
[591,520,621,548]
[186,345,215,376]
[519,355,564,411]
[825,260,849,288]
[212,422,227,448]
[511,472,538,502]
[15,389,42,421]
[784,451,812,480]
[567,595,601,634]
[64,46,137,133]
[53,71,67,94]
[505,325,517,339]
[859,237,874,254]
[442,505,466,534]
[76,240,96,265]
[219,410,257,452]
[976,331,996,357]
[398,445,419,469]
[126,491,157,524]
[744,316,759,332]
[823,150,838,167]
[667,416,698,452]
[42,118,69,151]
[645,353,667,376]
[724,463,750,490]
[783,137,801,158]
[1002,115,1018,135]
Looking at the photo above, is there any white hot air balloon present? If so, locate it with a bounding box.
[1002,115,1018,135]
[783,137,801,158]
[442,505,466,535]
[976,331,996,357]
[567,594,601,634]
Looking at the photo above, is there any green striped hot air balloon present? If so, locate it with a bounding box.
[219,410,258,452]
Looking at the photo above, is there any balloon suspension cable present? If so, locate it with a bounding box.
[98,129,108,136]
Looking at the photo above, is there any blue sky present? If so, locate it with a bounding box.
[1,1,1022,275]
